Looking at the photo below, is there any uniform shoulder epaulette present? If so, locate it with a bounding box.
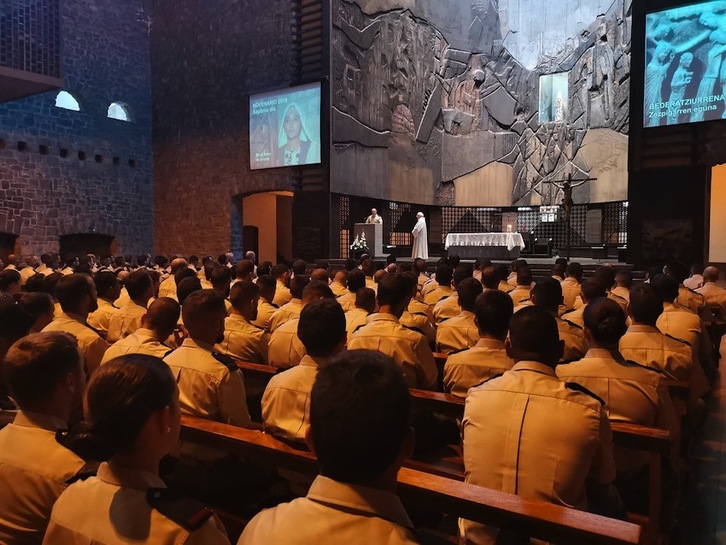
[402,324,425,336]
[687,287,703,296]
[438,317,451,324]
[270,302,280,309]
[565,382,605,406]
[561,307,576,316]
[609,292,627,303]
[352,323,367,334]
[561,318,583,330]
[448,347,468,356]
[624,360,662,373]
[84,322,103,336]
[163,348,175,358]
[664,333,691,346]
[471,373,504,389]
[519,297,530,304]
[147,488,214,531]
[212,351,238,372]
[65,461,99,485]
[412,311,429,318]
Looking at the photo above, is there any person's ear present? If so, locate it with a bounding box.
[304,425,316,454]
[583,327,593,344]
[505,338,514,359]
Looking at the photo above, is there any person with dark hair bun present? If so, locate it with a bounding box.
[557,298,677,477]
[44,355,230,545]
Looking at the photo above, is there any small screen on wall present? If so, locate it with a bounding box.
[644,0,726,128]
[249,82,322,170]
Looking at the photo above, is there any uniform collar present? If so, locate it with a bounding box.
[307,475,413,530]
[300,355,328,368]
[133,328,160,342]
[510,360,557,377]
[181,337,214,352]
[97,462,166,491]
[60,311,89,325]
[370,313,400,324]
[626,324,660,334]
[457,310,475,319]
[13,410,68,432]
[582,347,616,360]
[475,337,506,349]
[228,313,252,325]
[98,298,117,309]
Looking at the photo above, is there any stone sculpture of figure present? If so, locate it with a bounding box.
[667,52,694,125]
[592,22,615,125]
[555,94,565,122]
[692,23,726,122]
[644,25,710,127]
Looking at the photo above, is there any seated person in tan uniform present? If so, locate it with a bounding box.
[107,269,155,342]
[239,350,418,545]
[252,274,278,332]
[561,277,608,329]
[399,272,436,345]
[349,274,438,390]
[461,307,622,545]
[210,265,233,313]
[45,355,230,545]
[507,266,533,307]
[436,277,483,353]
[0,332,91,544]
[444,290,515,398]
[531,277,587,362]
[423,264,454,308]
[480,266,500,292]
[215,281,270,364]
[87,271,121,338]
[336,269,365,312]
[102,297,180,364]
[17,292,56,333]
[269,274,310,333]
[433,265,474,324]
[271,264,292,307]
[262,299,347,442]
[330,269,348,297]
[345,287,375,341]
[561,262,584,312]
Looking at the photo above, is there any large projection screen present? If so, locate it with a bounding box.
[249,82,322,170]
[644,0,726,127]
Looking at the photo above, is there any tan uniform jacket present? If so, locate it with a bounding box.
[400,309,436,345]
[19,266,37,285]
[423,285,454,307]
[561,277,583,311]
[345,308,370,341]
[508,286,531,307]
[106,301,147,343]
[252,299,277,332]
[611,286,631,305]
[497,280,513,293]
[435,311,479,353]
[420,279,439,298]
[238,475,418,545]
[157,276,177,300]
[336,291,356,313]
[561,304,586,329]
[330,281,347,297]
[261,355,325,443]
[42,313,108,376]
[443,338,513,398]
[269,299,303,333]
[695,282,726,317]
[87,298,119,339]
[272,280,292,307]
[0,411,87,545]
[164,338,251,428]
[43,462,229,545]
[557,316,588,362]
[268,318,306,368]
[348,314,437,390]
[461,361,616,545]
[215,314,269,364]
[619,325,691,383]
[101,328,173,365]
[432,294,460,325]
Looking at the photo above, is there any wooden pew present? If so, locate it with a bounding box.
[180,415,642,545]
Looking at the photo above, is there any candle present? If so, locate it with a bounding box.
[507,224,512,233]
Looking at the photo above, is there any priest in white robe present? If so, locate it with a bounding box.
[411,212,429,259]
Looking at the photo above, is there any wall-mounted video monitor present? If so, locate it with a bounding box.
[644,0,726,127]
[249,82,322,170]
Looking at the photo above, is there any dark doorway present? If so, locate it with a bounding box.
[243,226,259,258]
[59,233,114,258]
[0,232,18,263]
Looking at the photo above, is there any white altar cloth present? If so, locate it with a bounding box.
[444,232,525,252]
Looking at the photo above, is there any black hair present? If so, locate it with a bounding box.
[355,287,376,312]
[481,267,499,290]
[302,280,334,303]
[94,271,120,299]
[56,274,93,314]
[347,269,366,293]
[176,276,203,306]
[581,278,607,303]
[509,306,561,359]
[435,264,453,287]
[565,262,584,281]
[290,274,311,299]
[583,297,627,345]
[235,260,255,279]
[298,299,346,357]
[230,281,259,313]
[650,273,679,303]
[145,297,181,334]
[474,290,513,340]
[531,277,562,312]
[629,284,663,325]
[125,269,153,301]
[16,292,54,323]
[376,274,409,308]
[292,259,308,276]
[0,269,21,291]
[516,267,533,286]
[457,277,483,312]
[210,265,232,291]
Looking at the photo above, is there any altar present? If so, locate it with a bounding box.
[444,232,525,259]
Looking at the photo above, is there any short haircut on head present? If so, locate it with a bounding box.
[516,267,533,286]
[292,259,307,275]
[629,284,663,325]
[125,269,152,300]
[94,271,119,298]
[176,276,203,305]
[302,280,335,304]
[649,273,679,303]
[481,266,499,289]
[593,266,616,289]
[210,265,232,290]
[311,268,330,283]
[298,299,346,357]
[23,274,46,293]
[256,274,276,297]
[56,274,93,313]
[235,260,255,279]
[344,258,356,271]
[145,297,180,333]
[0,297,33,347]
[531,277,562,312]
[475,290,513,339]
[496,264,509,282]
[413,258,427,274]
[583,297,627,345]
[170,258,188,274]
[347,269,366,292]
[0,269,21,291]
[509,306,561,358]
[565,262,584,281]
[447,254,461,268]
[435,264,453,286]
[581,278,607,303]
[361,259,374,276]
[311,349,411,484]
[664,261,688,283]
[229,281,259,312]
[174,267,196,287]
[4,332,82,408]
[457,277,483,311]
[182,289,226,329]
[271,264,289,279]
[376,274,409,308]
[17,292,54,322]
[453,265,473,287]
[290,274,311,299]
[551,264,565,278]
[355,287,376,312]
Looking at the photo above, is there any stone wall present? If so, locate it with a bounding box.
[0,0,153,256]
[150,0,296,257]
[331,0,632,207]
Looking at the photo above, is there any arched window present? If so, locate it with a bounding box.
[107,102,131,122]
[55,91,80,111]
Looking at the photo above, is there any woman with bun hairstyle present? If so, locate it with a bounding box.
[43,355,230,545]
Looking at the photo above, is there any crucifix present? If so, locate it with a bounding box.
[543,173,597,259]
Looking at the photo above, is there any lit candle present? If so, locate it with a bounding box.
[507,224,512,233]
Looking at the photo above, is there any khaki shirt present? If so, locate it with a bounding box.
[106,301,147,343]
[443,338,513,398]
[508,286,531,306]
[330,281,347,297]
[336,292,356,312]
[461,360,616,545]
[252,299,277,332]
[399,310,436,345]
[215,314,269,364]
[561,303,586,329]
[345,308,370,341]
[101,328,172,365]
[164,338,251,428]
[0,411,87,545]
[432,294,460,325]
[423,285,453,307]
[561,277,583,311]
[272,280,292,307]
[619,325,691,382]
[87,298,119,339]
[497,280,513,293]
[557,316,588,362]
[43,313,109,376]
[268,318,306,368]
[348,314,437,390]
[435,311,479,353]
[420,278,439,298]
[238,475,417,545]
[269,299,303,333]
[157,276,177,300]
[261,355,325,443]
[19,266,37,285]
[695,282,726,316]
[611,286,631,305]
[44,462,229,545]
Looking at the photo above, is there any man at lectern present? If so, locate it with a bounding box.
[412,212,429,260]
[365,208,382,224]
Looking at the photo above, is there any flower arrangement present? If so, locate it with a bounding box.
[350,232,369,252]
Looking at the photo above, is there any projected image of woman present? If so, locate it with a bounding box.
[276,103,320,167]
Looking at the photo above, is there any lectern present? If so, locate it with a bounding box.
[353,223,383,257]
